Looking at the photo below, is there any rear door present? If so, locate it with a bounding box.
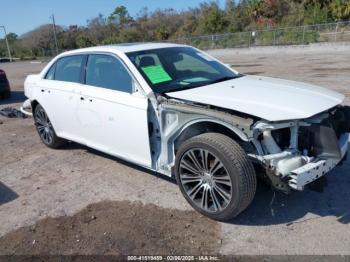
[75,53,152,167]
[37,55,85,143]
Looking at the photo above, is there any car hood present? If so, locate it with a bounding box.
[166,75,344,121]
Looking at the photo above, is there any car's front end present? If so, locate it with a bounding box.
[159,94,349,193]
[163,71,349,192]
[250,105,350,192]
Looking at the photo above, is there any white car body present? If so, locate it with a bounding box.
[24,43,349,195]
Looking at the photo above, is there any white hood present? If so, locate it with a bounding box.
[166,75,344,121]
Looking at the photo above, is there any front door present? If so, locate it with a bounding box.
[75,54,152,168]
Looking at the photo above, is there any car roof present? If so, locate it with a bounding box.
[61,42,188,56]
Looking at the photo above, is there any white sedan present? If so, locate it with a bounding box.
[23,43,350,221]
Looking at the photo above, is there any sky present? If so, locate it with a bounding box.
[0,0,224,36]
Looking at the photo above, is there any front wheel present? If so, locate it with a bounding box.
[175,133,257,221]
[34,104,66,148]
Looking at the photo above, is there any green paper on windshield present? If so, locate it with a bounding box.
[141,65,172,84]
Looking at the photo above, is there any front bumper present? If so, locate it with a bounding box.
[288,133,349,190]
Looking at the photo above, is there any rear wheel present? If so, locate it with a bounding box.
[34,104,66,148]
[175,133,257,221]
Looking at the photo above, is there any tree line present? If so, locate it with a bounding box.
[1,0,350,59]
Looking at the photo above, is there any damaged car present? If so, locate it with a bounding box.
[23,43,350,221]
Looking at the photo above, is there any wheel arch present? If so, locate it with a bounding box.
[30,100,60,133]
[31,100,39,114]
[173,119,249,156]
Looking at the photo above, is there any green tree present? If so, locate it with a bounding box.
[176,12,199,37]
[156,25,170,40]
[330,0,350,20]
[4,0,347,59]
[303,3,329,24]
[225,1,254,32]
[75,32,93,48]
[6,33,18,42]
[108,6,133,26]
[60,26,81,49]
[199,2,229,34]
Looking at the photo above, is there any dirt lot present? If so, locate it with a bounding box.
[0,43,350,256]
[0,201,220,255]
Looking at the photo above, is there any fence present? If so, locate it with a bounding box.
[168,20,350,50]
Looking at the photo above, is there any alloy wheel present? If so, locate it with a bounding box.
[35,107,54,145]
[179,148,232,213]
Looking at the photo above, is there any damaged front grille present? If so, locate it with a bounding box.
[298,106,350,160]
[255,105,350,192]
[328,106,350,137]
[298,125,341,159]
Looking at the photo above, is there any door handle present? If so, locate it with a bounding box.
[80,96,92,102]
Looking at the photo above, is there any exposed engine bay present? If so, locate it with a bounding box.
[153,96,350,193]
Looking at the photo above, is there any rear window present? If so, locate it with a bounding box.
[52,55,84,83]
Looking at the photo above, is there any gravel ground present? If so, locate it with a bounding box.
[0,43,350,256]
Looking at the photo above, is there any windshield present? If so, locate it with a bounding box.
[126,47,240,93]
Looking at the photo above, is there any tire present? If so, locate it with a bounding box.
[33,104,66,149]
[175,133,257,221]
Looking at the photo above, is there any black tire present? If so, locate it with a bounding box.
[34,104,66,149]
[175,133,257,221]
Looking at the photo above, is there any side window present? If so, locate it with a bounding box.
[45,63,56,80]
[55,55,84,83]
[85,54,133,93]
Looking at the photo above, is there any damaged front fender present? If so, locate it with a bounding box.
[156,99,255,175]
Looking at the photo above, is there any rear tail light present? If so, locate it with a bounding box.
[0,69,5,75]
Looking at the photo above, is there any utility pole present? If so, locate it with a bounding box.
[50,14,59,55]
[0,25,12,62]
